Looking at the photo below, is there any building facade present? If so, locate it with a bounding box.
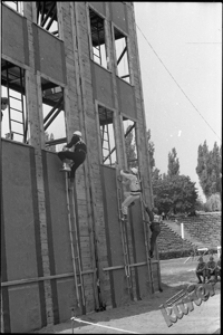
[1,2,161,333]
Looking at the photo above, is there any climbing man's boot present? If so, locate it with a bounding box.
[60,162,71,172]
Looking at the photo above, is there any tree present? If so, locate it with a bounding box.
[168,148,180,177]
[146,129,155,170]
[195,196,205,211]
[45,132,56,152]
[152,173,198,215]
[196,141,222,200]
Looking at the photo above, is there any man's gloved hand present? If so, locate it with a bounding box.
[62,145,68,151]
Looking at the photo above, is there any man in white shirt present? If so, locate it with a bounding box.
[120,167,142,218]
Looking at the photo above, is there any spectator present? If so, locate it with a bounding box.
[206,256,217,283]
[195,256,206,284]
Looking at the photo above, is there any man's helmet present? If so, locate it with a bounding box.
[130,167,138,175]
[73,131,82,137]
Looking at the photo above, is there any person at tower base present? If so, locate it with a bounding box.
[58,131,87,182]
[120,167,142,218]
[195,256,207,284]
[143,202,162,259]
[206,256,217,283]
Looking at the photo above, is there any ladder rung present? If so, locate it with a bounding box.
[11,119,23,124]
[10,107,23,113]
[11,131,24,136]
[9,96,22,101]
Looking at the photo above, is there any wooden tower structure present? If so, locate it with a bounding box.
[1,2,162,333]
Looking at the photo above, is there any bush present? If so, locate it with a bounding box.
[158,248,217,260]
[204,193,221,212]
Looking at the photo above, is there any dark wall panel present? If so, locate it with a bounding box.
[110,2,128,34]
[2,142,39,280]
[130,201,149,299]
[34,26,67,84]
[91,62,114,109]
[2,141,42,332]
[57,279,77,322]
[117,78,136,120]
[101,166,129,307]
[88,2,106,16]
[2,4,29,65]
[9,285,41,333]
[44,152,73,274]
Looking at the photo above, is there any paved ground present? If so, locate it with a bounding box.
[32,258,221,334]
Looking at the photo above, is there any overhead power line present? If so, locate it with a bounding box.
[136,23,221,142]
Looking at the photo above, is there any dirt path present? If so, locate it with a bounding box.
[32,258,221,334]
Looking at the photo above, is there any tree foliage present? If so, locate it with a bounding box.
[153,173,198,215]
[45,132,56,152]
[146,130,198,215]
[168,147,180,176]
[146,129,155,170]
[196,141,222,199]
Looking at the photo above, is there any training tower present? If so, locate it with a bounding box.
[1,2,162,333]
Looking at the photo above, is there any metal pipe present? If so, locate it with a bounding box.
[1,269,97,287]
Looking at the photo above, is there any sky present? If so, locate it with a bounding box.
[134,2,222,201]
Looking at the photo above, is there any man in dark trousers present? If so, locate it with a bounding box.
[206,255,218,283]
[195,256,206,283]
[58,131,87,182]
[143,201,161,258]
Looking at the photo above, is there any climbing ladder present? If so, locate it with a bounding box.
[64,173,85,311]
[116,169,133,297]
[138,172,155,293]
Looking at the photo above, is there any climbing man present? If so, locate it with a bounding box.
[120,167,142,218]
[57,130,87,182]
[143,201,162,258]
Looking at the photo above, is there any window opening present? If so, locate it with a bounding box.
[36,2,59,37]
[41,78,66,152]
[114,27,130,83]
[122,117,138,169]
[2,1,22,13]
[89,8,108,69]
[98,105,116,166]
[1,59,28,143]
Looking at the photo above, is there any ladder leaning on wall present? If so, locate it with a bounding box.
[137,172,155,294]
[116,169,133,299]
[64,172,86,311]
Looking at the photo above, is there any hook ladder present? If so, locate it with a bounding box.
[116,169,133,297]
[64,174,85,311]
[138,172,155,294]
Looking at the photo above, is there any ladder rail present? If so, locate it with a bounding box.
[65,176,81,307]
[72,184,86,307]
